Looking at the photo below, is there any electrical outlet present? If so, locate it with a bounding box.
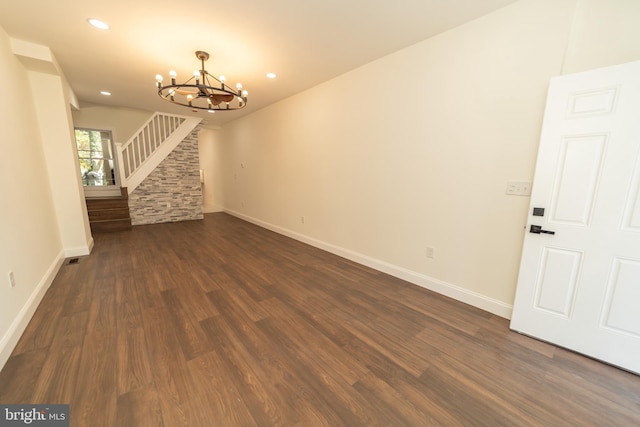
[426,247,435,259]
[506,181,532,196]
[8,271,16,288]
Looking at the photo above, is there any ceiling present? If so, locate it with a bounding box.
[0,0,518,126]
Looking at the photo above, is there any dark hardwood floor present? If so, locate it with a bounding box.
[1,213,639,426]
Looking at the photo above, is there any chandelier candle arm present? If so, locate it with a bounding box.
[156,50,247,112]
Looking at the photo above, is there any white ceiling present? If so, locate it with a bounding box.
[0,0,518,126]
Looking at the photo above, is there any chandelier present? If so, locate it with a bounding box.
[155,51,248,112]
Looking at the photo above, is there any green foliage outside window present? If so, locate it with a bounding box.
[74,129,115,186]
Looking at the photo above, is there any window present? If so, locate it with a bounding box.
[74,128,116,187]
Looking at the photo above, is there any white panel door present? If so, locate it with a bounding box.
[511,61,640,374]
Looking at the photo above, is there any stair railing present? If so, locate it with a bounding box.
[115,112,201,194]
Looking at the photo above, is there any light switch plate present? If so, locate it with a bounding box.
[506,181,532,196]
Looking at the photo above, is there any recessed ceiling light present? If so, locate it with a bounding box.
[100,91,111,96]
[266,72,277,79]
[88,18,110,30]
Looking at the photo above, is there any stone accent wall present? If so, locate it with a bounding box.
[129,125,204,225]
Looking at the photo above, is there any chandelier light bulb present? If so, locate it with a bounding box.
[236,83,243,90]
[242,90,248,97]
[193,70,200,77]
[169,70,177,78]
[219,75,226,82]
[155,74,163,82]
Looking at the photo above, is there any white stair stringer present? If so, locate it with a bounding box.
[118,113,202,195]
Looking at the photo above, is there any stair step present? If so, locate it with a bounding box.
[86,188,132,233]
[86,198,129,211]
[88,207,131,222]
[90,218,132,233]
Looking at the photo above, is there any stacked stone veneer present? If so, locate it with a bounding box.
[129,124,204,225]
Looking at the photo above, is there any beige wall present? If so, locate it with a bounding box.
[563,0,640,74]
[29,72,92,256]
[198,128,225,213]
[0,27,64,368]
[215,0,640,316]
[72,105,153,143]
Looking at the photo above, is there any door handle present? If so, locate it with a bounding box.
[529,225,555,235]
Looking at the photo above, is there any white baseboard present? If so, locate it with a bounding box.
[203,205,224,214]
[0,251,65,371]
[63,236,94,258]
[224,209,513,319]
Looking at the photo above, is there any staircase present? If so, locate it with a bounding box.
[86,187,132,233]
[116,112,202,195]
[83,112,201,233]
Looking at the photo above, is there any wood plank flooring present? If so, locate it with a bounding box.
[1,213,639,426]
